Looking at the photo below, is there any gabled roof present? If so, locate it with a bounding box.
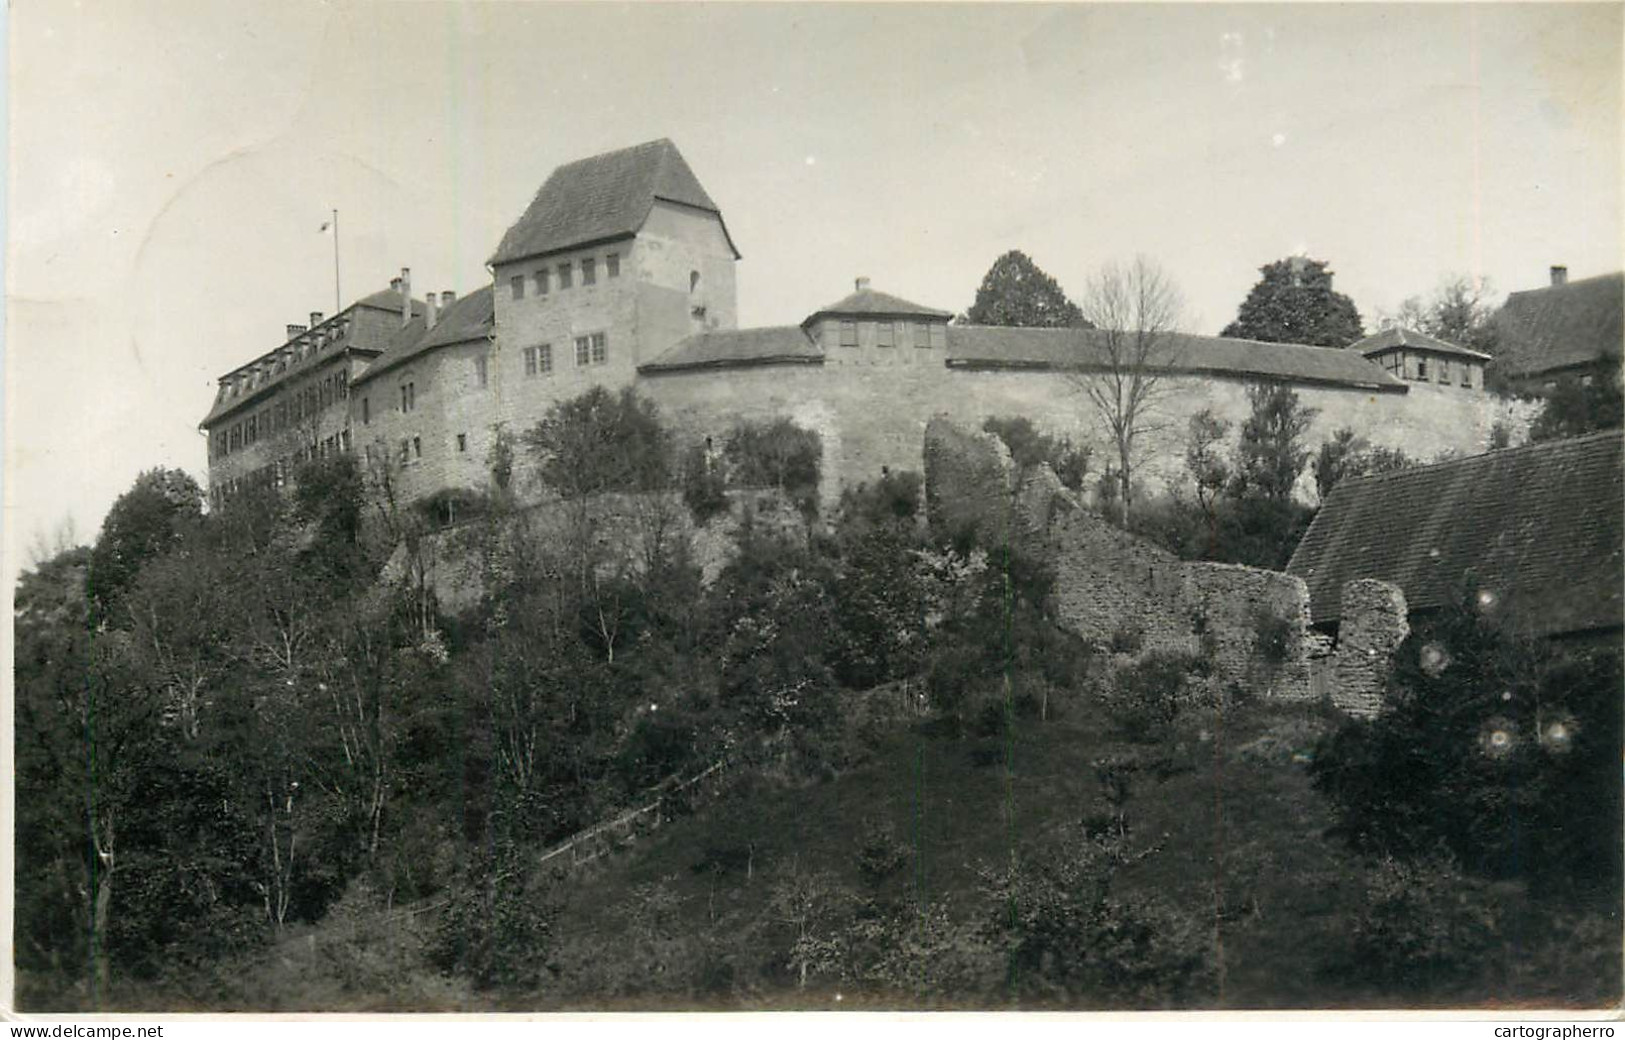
[354,286,495,387]
[489,139,738,266]
[1350,327,1491,361]
[802,288,953,326]
[639,326,823,373]
[945,326,1407,391]
[1286,431,1624,638]
[201,288,427,427]
[1494,272,1624,378]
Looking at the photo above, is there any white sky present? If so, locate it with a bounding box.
[6,1,1622,568]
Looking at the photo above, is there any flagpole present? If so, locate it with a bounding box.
[331,208,341,315]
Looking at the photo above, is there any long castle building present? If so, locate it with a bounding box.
[201,139,1527,509]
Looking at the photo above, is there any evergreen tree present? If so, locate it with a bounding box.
[964,250,1089,328]
[1222,257,1364,347]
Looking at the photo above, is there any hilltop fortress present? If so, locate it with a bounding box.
[202,140,1527,509]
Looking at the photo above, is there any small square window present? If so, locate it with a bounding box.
[839,321,858,347]
[510,274,525,300]
[558,263,573,290]
[582,258,596,286]
[457,433,467,453]
[607,253,620,278]
[914,322,931,348]
[535,269,549,295]
[877,322,895,347]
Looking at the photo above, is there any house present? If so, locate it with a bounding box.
[1346,327,1491,391]
[1493,267,1624,391]
[1286,431,1624,646]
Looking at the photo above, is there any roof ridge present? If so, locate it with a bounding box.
[1329,429,1623,494]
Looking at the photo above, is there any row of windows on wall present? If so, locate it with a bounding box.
[211,370,349,460]
[525,333,609,376]
[1379,353,1476,387]
[363,430,474,470]
[210,430,351,501]
[221,319,352,401]
[838,320,946,349]
[510,252,621,301]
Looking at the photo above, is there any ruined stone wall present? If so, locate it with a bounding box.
[1330,579,1410,717]
[923,417,1315,699]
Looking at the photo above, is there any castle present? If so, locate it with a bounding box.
[201,139,1526,510]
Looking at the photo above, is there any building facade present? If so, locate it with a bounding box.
[203,139,1529,510]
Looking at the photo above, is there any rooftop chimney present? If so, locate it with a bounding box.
[425,291,439,330]
[1551,265,1568,286]
[441,290,455,308]
[286,323,307,340]
[855,276,871,292]
[400,267,413,327]
[309,311,323,327]
[389,277,402,292]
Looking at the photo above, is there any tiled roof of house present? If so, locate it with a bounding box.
[1493,272,1624,378]
[354,286,495,387]
[802,288,953,325]
[1350,327,1491,361]
[1286,431,1624,638]
[201,289,427,426]
[639,326,823,372]
[489,139,738,266]
[945,326,1407,390]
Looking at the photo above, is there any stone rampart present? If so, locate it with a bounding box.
[1330,579,1410,717]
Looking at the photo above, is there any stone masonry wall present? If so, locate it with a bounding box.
[923,417,1314,700]
[1330,579,1410,717]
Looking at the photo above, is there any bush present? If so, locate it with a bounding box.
[856,818,911,886]
[1341,852,1502,993]
[680,442,729,524]
[982,416,1091,491]
[1250,605,1293,666]
[431,847,561,991]
[839,469,922,528]
[724,418,822,515]
[1104,652,1206,744]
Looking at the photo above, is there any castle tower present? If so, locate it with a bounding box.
[487,139,740,435]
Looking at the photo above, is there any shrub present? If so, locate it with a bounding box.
[1108,622,1146,655]
[724,418,822,515]
[1250,605,1293,666]
[982,416,1092,491]
[856,818,911,886]
[431,846,561,991]
[680,441,729,524]
[1341,852,1502,993]
[1104,652,1205,744]
[839,469,923,528]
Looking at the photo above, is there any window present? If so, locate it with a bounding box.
[930,324,946,349]
[1416,359,1428,381]
[582,258,596,286]
[914,322,931,348]
[1461,366,1474,388]
[607,252,620,278]
[690,270,701,293]
[399,439,409,464]
[401,382,416,412]
[337,370,348,399]
[840,320,858,347]
[457,433,467,453]
[1439,360,1453,384]
[510,275,525,300]
[413,436,422,459]
[558,263,573,290]
[524,346,538,377]
[341,429,351,452]
[538,343,553,373]
[475,356,488,388]
[877,322,895,347]
[575,333,607,366]
[362,396,370,425]
[535,268,549,295]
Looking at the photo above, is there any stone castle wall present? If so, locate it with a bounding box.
[1331,579,1410,717]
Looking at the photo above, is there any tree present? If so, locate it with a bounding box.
[1222,256,1364,348]
[1382,274,1500,355]
[1312,428,1417,502]
[964,250,1088,328]
[1527,366,1624,443]
[1232,383,1318,503]
[1070,256,1183,529]
[1183,409,1231,528]
[524,386,672,500]
[88,468,204,621]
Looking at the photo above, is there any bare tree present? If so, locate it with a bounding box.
[1069,256,1185,528]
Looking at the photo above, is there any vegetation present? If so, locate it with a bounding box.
[1222,256,1364,348]
[962,249,1087,328]
[16,382,1615,1010]
[1527,365,1624,442]
[982,417,1091,490]
[1381,274,1501,356]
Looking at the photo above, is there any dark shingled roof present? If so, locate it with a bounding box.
[355,286,495,387]
[945,326,1407,390]
[1286,431,1624,639]
[802,288,953,325]
[489,139,738,266]
[1350,327,1491,361]
[1494,272,1624,378]
[639,326,822,372]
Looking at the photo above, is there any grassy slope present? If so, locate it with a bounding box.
[545,691,1617,1011]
